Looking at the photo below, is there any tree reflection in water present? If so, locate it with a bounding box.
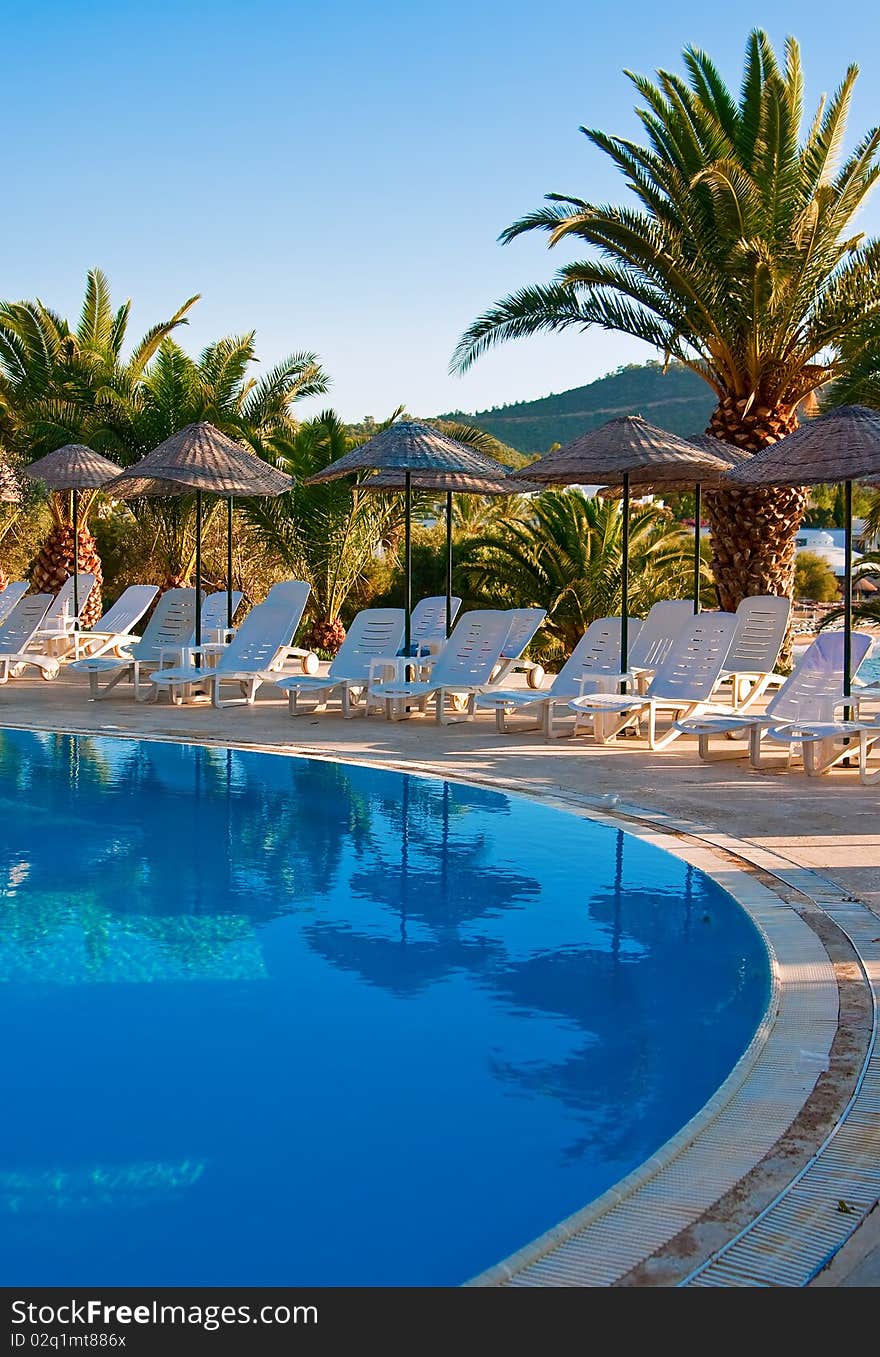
[0,729,769,1286]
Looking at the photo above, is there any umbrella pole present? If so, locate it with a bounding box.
[446,490,453,637]
[72,487,79,629]
[404,471,412,656]
[693,482,701,615]
[621,472,630,682]
[227,496,234,630]
[844,479,853,707]
[195,488,202,660]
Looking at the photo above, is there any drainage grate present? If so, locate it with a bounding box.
[680,897,880,1288]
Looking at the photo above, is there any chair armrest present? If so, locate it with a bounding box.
[368,656,402,683]
[157,643,187,666]
[844,685,880,706]
[79,629,119,642]
[369,654,434,685]
[574,672,635,695]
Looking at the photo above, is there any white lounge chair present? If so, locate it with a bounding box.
[715,595,791,709]
[676,631,873,770]
[26,573,96,663]
[408,595,462,655]
[201,589,244,636]
[489,607,548,687]
[0,594,56,681]
[0,581,29,626]
[367,609,514,723]
[475,616,638,737]
[35,573,96,638]
[69,588,197,699]
[624,599,696,688]
[156,590,245,668]
[274,608,406,717]
[49,585,160,661]
[838,701,880,785]
[577,600,696,695]
[570,612,738,750]
[148,580,311,708]
[827,668,880,783]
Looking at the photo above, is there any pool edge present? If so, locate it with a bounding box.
[1,719,875,1287]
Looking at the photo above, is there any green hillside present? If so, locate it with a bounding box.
[439,362,714,455]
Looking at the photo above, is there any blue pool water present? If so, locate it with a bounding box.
[0,729,769,1286]
[860,654,880,685]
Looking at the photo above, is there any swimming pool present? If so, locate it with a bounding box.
[859,653,880,684]
[0,729,769,1286]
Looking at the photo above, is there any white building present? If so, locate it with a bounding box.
[794,525,865,579]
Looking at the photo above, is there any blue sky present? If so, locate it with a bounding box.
[4,0,880,421]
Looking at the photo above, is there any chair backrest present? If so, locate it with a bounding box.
[410,595,461,649]
[628,600,695,672]
[500,607,547,660]
[648,612,738,701]
[261,580,312,616]
[134,589,198,663]
[0,581,29,626]
[195,590,244,640]
[216,582,311,674]
[551,617,642,696]
[0,594,52,655]
[43,573,95,626]
[94,585,159,636]
[432,610,517,686]
[329,609,406,681]
[768,631,873,723]
[723,595,791,675]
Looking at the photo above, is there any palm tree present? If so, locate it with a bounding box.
[107,334,328,588]
[458,490,699,652]
[0,269,198,622]
[452,31,880,624]
[241,410,401,652]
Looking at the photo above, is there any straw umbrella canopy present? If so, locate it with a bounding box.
[305,420,515,652]
[361,463,536,637]
[108,423,293,642]
[513,415,736,667]
[23,444,122,623]
[727,404,880,698]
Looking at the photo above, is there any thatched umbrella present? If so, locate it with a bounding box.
[361,464,536,637]
[305,421,514,653]
[727,404,880,699]
[108,423,293,646]
[513,416,735,669]
[23,444,121,624]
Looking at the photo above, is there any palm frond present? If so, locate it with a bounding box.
[452,28,880,417]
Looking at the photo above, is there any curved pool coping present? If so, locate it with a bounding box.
[1,717,878,1286]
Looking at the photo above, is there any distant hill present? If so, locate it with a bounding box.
[439,362,714,455]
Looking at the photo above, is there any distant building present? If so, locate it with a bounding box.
[794,526,865,579]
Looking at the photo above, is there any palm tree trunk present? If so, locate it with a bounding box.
[30,524,104,627]
[703,402,806,665]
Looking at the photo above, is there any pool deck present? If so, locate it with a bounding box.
[2,669,879,1287]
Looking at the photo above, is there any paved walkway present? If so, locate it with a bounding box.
[2,669,878,1285]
